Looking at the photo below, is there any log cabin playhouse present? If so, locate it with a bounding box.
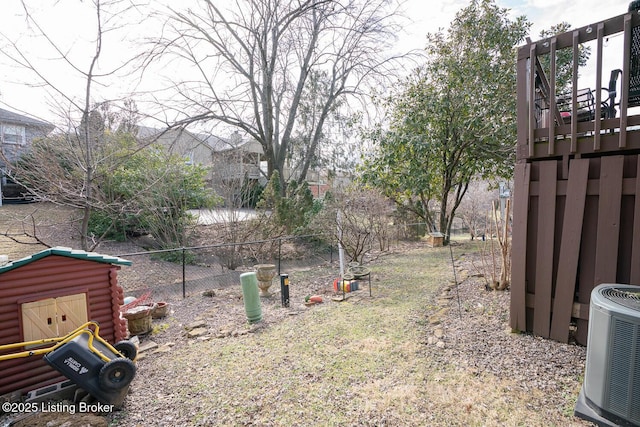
[0,247,131,400]
[511,3,640,345]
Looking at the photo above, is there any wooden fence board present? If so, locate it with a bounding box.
[525,185,539,333]
[533,161,557,338]
[594,156,624,286]
[576,194,598,345]
[510,163,530,332]
[550,159,589,342]
[618,194,635,284]
[632,156,640,284]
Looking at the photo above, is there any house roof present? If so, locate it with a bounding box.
[0,246,132,275]
[137,125,263,155]
[137,126,200,142]
[0,108,52,129]
[204,134,263,154]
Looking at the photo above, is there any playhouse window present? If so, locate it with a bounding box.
[21,293,88,342]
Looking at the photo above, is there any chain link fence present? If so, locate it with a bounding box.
[114,223,469,303]
[115,235,336,302]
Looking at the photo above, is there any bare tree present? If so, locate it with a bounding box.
[147,0,404,192]
[0,0,146,250]
[208,143,266,269]
[492,197,511,290]
[310,185,392,264]
[457,180,496,240]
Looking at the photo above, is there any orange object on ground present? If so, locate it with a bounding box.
[309,295,323,303]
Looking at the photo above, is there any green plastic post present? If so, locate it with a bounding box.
[240,272,262,323]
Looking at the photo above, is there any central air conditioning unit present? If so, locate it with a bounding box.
[575,284,640,427]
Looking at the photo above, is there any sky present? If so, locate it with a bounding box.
[0,0,633,126]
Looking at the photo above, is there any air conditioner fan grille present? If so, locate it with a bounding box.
[601,287,640,311]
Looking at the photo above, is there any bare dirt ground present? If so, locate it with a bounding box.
[0,203,590,426]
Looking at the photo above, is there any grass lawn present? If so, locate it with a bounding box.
[110,243,587,426]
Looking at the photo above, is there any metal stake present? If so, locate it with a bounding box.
[448,239,463,319]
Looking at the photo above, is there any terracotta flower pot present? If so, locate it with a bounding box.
[152,301,169,318]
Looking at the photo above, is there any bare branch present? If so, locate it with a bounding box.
[145,0,409,189]
[1,0,150,250]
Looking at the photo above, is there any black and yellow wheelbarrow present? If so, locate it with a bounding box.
[0,321,137,406]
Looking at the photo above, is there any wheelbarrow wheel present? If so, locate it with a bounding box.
[98,358,136,391]
[114,340,137,360]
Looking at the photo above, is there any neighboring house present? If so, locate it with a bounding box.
[0,108,54,203]
[0,108,53,163]
[137,126,212,170]
[206,131,264,183]
[207,132,264,207]
[137,125,348,201]
[304,168,353,199]
[137,126,265,202]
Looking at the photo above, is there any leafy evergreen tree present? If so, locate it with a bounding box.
[361,0,529,244]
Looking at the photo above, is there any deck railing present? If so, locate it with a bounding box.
[516,8,640,161]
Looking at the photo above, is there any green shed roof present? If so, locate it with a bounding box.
[0,246,132,275]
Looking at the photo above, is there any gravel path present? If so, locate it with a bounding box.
[425,268,588,423]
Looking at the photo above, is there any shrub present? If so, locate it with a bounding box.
[257,171,318,234]
[93,143,218,247]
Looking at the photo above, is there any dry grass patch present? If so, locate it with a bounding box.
[111,244,588,426]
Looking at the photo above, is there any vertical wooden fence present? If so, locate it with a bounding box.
[511,155,640,344]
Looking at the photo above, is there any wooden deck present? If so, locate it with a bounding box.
[511,7,640,344]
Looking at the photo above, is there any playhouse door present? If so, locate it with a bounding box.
[55,294,88,335]
[21,298,58,341]
[21,293,88,341]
